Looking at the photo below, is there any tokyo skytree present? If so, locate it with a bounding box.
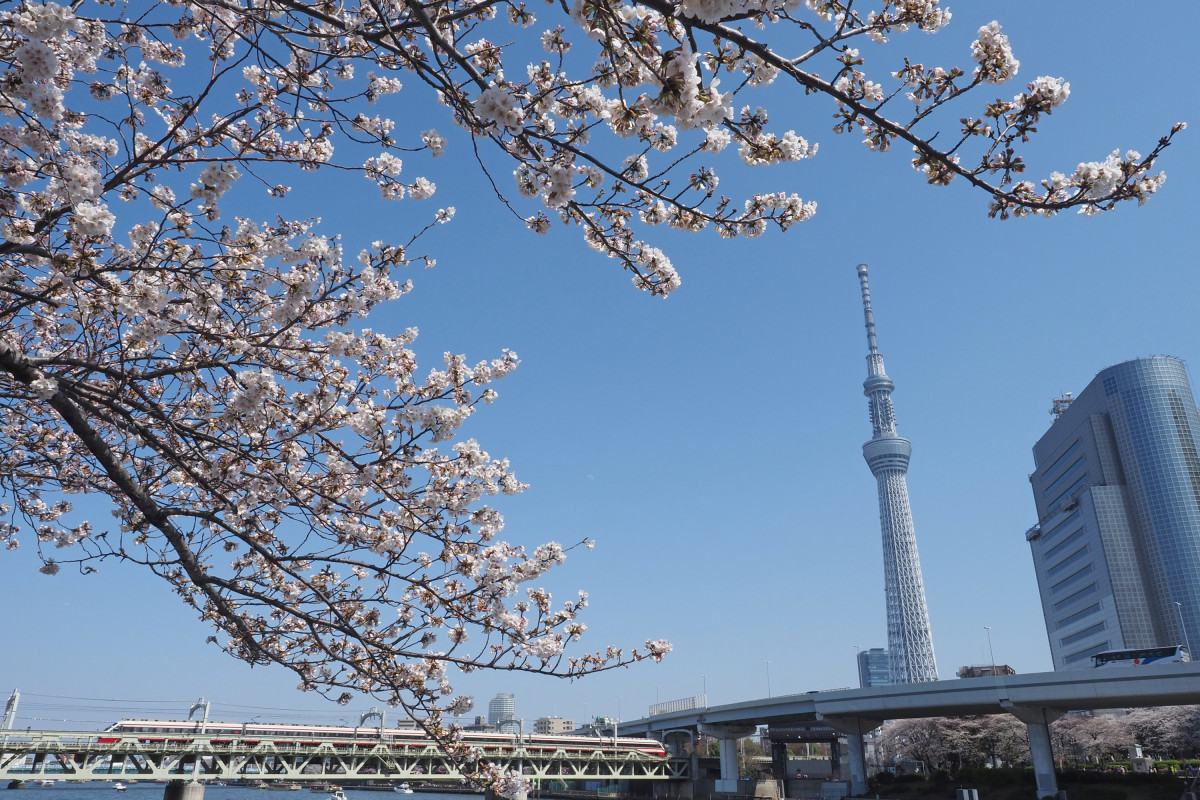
[855,263,939,684]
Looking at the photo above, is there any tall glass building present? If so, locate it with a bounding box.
[856,647,891,688]
[1026,356,1200,669]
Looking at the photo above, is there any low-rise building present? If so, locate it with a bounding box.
[956,664,1016,678]
[533,717,574,735]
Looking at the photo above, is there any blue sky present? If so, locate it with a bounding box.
[3,1,1199,731]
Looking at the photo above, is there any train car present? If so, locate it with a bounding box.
[105,719,665,757]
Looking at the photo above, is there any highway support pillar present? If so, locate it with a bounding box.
[699,723,755,794]
[769,740,788,780]
[163,781,204,800]
[816,715,881,798]
[1004,705,1066,799]
[661,728,695,759]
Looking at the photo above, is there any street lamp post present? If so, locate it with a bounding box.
[1175,602,1193,656]
[764,661,771,699]
[615,697,621,759]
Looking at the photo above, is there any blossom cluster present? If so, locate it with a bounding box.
[970,21,1019,84]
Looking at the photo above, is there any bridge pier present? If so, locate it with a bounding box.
[698,723,755,793]
[163,781,205,800]
[816,715,880,798]
[661,729,695,759]
[1004,706,1066,800]
[769,741,787,781]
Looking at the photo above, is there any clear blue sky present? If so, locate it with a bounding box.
[3,1,1198,731]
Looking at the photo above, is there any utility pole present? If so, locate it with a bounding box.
[3,690,18,730]
[188,698,209,783]
[1175,602,1193,656]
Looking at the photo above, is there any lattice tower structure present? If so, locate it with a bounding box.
[856,264,939,684]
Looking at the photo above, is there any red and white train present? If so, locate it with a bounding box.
[100,719,666,758]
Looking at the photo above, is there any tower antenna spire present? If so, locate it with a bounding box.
[857,263,878,355]
[854,263,938,684]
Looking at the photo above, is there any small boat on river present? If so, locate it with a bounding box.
[113,783,128,792]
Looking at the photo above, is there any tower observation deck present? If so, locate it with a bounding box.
[855,263,938,684]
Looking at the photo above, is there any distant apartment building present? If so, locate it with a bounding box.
[533,717,574,735]
[488,693,518,733]
[856,647,891,688]
[1026,356,1200,669]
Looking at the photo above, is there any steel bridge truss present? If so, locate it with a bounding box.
[0,732,668,783]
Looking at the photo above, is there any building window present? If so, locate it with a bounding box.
[1044,526,1087,560]
[1042,457,1086,498]
[1048,475,1090,511]
[1041,440,1082,481]
[1063,640,1110,665]
[1056,603,1101,630]
[1052,583,1098,612]
[1047,545,1091,578]
[1050,564,1095,595]
[1061,622,1106,648]
[1039,510,1081,545]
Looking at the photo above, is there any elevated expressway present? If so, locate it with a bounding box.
[0,731,668,786]
[620,662,1200,799]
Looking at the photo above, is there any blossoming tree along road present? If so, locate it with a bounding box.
[0,0,1182,788]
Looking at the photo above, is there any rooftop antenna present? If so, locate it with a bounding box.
[1050,393,1074,420]
[856,263,879,355]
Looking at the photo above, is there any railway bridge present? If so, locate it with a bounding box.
[0,729,670,793]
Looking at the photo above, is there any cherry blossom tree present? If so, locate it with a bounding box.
[879,717,953,770]
[1051,714,1133,765]
[1074,715,1133,763]
[1125,706,1200,759]
[880,716,1029,771]
[954,715,1028,769]
[0,0,1184,784]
